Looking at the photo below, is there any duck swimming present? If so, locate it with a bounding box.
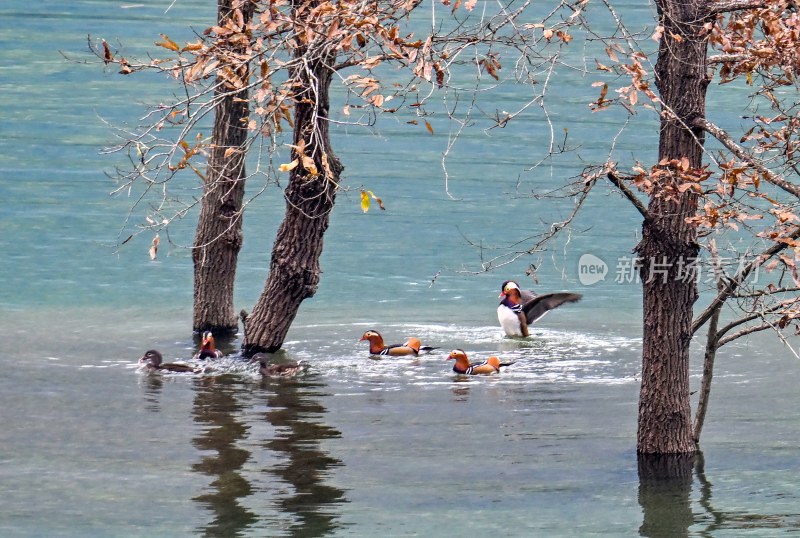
[139,349,197,373]
[359,330,438,357]
[252,353,304,377]
[193,331,224,360]
[497,280,582,337]
[447,349,514,375]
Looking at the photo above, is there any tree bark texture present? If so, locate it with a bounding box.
[192,0,254,336]
[242,8,343,355]
[635,0,712,454]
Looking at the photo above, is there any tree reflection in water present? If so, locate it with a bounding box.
[192,375,258,536]
[261,374,346,537]
[188,371,346,537]
[638,450,800,536]
[637,453,695,538]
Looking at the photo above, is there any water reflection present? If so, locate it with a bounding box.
[693,451,800,534]
[140,374,164,412]
[260,374,346,537]
[192,375,258,537]
[637,453,695,538]
[450,383,471,401]
[638,450,800,536]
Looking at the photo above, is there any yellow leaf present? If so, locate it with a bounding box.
[279,159,299,172]
[360,190,385,212]
[149,234,160,260]
[155,34,180,52]
[301,155,318,175]
[425,120,434,135]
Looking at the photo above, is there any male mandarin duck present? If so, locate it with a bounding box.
[139,349,198,373]
[447,349,514,375]
[193,331,224,360]
[252,353,305,377]
[359,330,438,357]
[497,280,582,337]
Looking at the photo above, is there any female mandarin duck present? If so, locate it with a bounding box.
[497,280,582,337]
[447,349,514,375]
[359,330,438,357]
[193,331,224,360]
[139,349,198,373]
[252,353,305,377]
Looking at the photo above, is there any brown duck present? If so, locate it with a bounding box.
[252,353,305,377]
[447,349,514,375]
[359,330,438,357]
[139,349,198,373]
[193,331,224,360]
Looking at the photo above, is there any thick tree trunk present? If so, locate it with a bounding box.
[242,14,342,355]
[635,0,711,454]
[192,0,254,336]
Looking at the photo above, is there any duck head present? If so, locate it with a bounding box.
[140,349,163,368]
[499,280,522,303]
[359,330,382,343]
[447,348,471,369]
[360,330,386,354]
[200,331,216,352]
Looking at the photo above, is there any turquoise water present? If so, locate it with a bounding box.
[2,1,799,536]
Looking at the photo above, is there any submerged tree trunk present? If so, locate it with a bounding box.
[242,11,342,355]
[192,0,254,336]
[635,0,711,454]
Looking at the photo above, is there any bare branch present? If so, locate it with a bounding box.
[717,322,773,347]
[692,226,800,334]
[707,53,749,65]
[694,117,800,199]
[707,0,769,15]
[606,169,651,221]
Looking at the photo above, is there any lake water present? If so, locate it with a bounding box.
[1,1,799,536]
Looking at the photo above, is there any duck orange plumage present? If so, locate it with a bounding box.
[447,349,514,375]
[359,330,438,357]
[193,331,224,360]
[139,349,198,373]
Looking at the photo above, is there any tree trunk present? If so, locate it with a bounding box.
[635,0,711,454]
[192,0,254,336]
[242,8,343,355]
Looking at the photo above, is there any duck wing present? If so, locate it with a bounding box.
[522,293,582,324]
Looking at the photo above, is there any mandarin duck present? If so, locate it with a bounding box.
[447,349,514,375]
[193,331,224,360]
[497,280,582,337]
[252,353,305,377]
[359,330,438,357]
[139,349,198,373]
